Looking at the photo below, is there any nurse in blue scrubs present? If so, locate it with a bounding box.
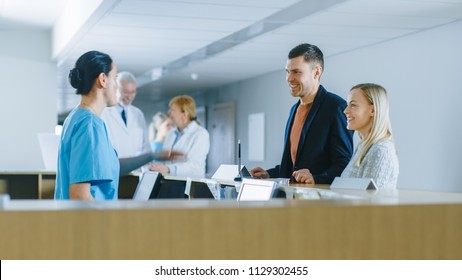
[55,51,182,201]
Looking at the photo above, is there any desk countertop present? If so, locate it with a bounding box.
[0,170,56,175]
[2,193,462,259]
[2,187,462,212]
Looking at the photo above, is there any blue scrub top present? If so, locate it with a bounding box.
[55,107,120,200]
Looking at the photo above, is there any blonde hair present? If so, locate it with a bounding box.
[351,83,393,166]
[148,112,168,143]
[169,95,200,125]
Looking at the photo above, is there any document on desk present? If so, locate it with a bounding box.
[184,177,192,197]
[203,179,221,200]
[330,177,377,190]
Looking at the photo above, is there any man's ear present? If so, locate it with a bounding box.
[314,65,323,80]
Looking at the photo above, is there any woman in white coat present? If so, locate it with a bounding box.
[149,95,210,177]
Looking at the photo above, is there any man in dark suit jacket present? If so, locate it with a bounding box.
[251,43,353,184]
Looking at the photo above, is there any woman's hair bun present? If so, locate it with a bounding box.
[69,68,83,90]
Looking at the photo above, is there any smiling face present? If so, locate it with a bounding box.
[117,80,137,106]
[168,103,188,130]
[344,88,375,138]
[285,56,322,103]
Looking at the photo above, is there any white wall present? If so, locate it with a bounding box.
[0,30,57,170]
[201,20,462,192]
[203,71,293,170]
[324,21,462,192]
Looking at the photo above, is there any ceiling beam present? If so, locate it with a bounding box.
[52,0,121,64]
[136,0,347,87]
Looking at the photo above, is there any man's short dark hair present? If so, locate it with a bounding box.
[288,43,324,69]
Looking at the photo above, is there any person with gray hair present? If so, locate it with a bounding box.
[55,51,184,201]
[101,71,151,159]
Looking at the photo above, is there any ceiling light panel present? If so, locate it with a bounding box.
[90,24,230,41]
[298,11,457,29]
[329,0,462,19]
[153,0,300,8]
[275,22,415,40]
[77,32,212,49]
[113,0,282,21]
[102,13,253,32]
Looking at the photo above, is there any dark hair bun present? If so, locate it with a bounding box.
[70,51,112,95]
[69,68,83,90]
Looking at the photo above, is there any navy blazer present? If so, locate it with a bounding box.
[267,85,353,184]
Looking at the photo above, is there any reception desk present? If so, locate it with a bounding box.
[1,187,462,260]
[0,170,56,199]
[0,171,140,200]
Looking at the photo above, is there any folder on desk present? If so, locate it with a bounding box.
[212,164,251,181]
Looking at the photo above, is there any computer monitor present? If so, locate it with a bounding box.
[237,178,277,201]
[132,171,161,201]
[37,133,60,171]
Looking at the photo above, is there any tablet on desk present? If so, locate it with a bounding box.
[132,171,161,201]
[237,178,276,201]
[241,166,252,177]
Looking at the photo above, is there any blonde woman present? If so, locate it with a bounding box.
[149,95,210,177]
[341,83,399,189]
[148,112,173,152]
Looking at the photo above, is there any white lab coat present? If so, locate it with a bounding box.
[163,121,210,177]
[101,104,151,158]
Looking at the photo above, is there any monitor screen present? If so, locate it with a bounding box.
[237,178,276,201]
[133,171,160,201]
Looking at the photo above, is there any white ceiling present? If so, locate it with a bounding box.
[0,0,68,28]
[2,0,462,113]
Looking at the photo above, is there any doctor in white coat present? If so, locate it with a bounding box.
[149,95,209,177]
[101,71,151,158]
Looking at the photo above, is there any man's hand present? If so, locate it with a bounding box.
[250,167,269,179]
[292,169,315,184]
[154,150,186,161]
[149,163,169,175]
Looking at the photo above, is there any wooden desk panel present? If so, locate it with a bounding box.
[0,172,140,200]
[0,171,55,199]
[1,201,461,259]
